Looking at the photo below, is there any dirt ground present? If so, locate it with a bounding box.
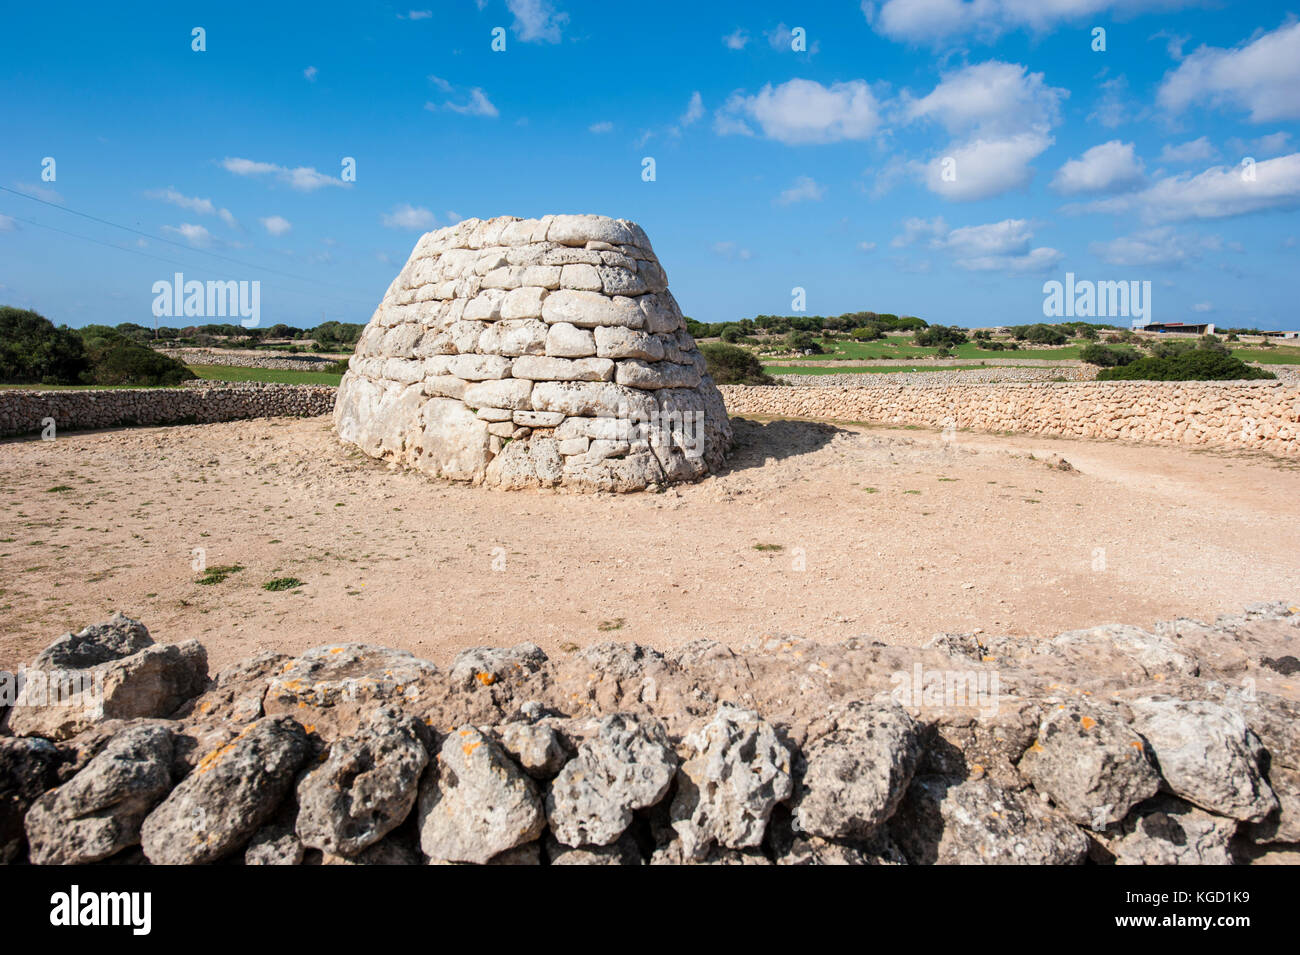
[2,414,1298,672]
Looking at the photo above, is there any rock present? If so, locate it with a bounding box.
[792,700,922,840]
[1128,697,1278,822]
[31,612,153,670]
[8,640,209,741]
[547,713,677,847]
[1050,624,1198,680]
[245,813,305,865]
[417,726,545,864]
[448,643,547,691]
[498,722,569,779]
[1017,701,1161,827]
[511,355,614,382]
[546,322,597,358]
[263,644,440,740]
[0,736,63,862]
[295,706,429,857]
[140,715,309,864]
[1108,797,1238,865]
[25,724,174,865]
[546,831,643,865]
[891,776,1089,864]
[649,840,771,865]
[670,704,793,859]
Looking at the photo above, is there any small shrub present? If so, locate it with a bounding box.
[1080,343,1138,367]
[1097,350,1276,381]
[197,564,243,585]
[700,343,775,385]
[262,576,303,591]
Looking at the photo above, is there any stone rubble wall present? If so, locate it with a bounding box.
[3,602,1298,865]
[0,384,337,438]
[155,348,347,372]
[774,365,1097,387]
[721,380,1300,456]
[334,214,733,493]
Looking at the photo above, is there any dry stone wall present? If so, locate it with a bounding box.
[3,602,1299,865]
[334,214,732,492]
[722,380,1300,456]
[0,384,336,438]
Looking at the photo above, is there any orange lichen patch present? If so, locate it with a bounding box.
[459,728,471,737]
[475,672,497,686]
[462,741,481,757]
[1289,606,1299,613]
[1152,673,1166,681]
[303,724,315,734]
[1080,716,1097,731]
[329,648,344,655]
[196,725,255,775]
[1130,740,1144,751]
[1027,740,1044,753]
[281,661,295,673]
[981,656,996,663]
[198,700,212,714]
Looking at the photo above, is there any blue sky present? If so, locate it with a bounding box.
[2,0,1299,330]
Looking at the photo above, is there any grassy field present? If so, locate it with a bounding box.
[765,363,976,376]
[764,338,1091,362]
[186,364,345,386]
[1231,346,1300,365]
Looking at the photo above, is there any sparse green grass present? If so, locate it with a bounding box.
[262,576,304,592]
[753,543,784,551]
[597,617,626,632]
[45,485,73,493]
[186,364,344,386]
[766,363,973,376]
[197,564,243,585]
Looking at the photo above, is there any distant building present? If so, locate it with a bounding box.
[1133,320,1215,335]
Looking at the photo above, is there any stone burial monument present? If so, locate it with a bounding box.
[334,214,732,492]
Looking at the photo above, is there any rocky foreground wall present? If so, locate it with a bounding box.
[721,380,1300,457]
[0,384,337,438]
[2,603,1298,865]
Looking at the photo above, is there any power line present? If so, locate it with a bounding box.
[0,184,378,302]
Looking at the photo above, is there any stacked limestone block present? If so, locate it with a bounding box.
[335,215,732,492]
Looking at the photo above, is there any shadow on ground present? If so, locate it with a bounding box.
[720,417,849,474]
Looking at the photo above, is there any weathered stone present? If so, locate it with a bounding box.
[417,726,545,863]
[31,612,153,671]
[498,722,569,779]
[1017,701,1161,827]
[25,724,173,865]
[792,700,922,840]
[594,326,664,361]
[542,290,644,329]
[547,714,677,847]
[0,737,63,863]
[546,831,642,865]
[140,715,309,864]
[1109,797,1238,865]
[545,322,597,357]
[449,643,548,691]
[511,356,614,382]
[615,359,701,390]
[670,704,793,858]
[463,378,534,411]
[891,776,1089,864]
[295,706,429,857]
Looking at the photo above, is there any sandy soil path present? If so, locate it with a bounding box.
[2,415,1297,671]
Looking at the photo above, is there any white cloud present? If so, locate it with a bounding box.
[1158,136,1217,164]
[146,187,238,227]
[864,0,1193,46]
[715,78,882,144]
[1088,226,1219,267]
[1051,141,1145,195]
[921,132,1053,201]
[722,29,749,50]
[507,0,568,44]
[680,91,704,127]
[1227,131,1293,159]
[903,61,1065,138]
[382,204,436,230]
[858,241,877,252]
[1087,75,1147,129]
[776,176,826,205]
[399,9,432,19]
[303,66,318,82]
[13,182,63,203]
[711,241,753,260]
[588,121,613,134]
[893,215,1062,272]
[1159,21,1300,122]
[220,157,347,191]
[427,74,453,92]
[1074,153,1300,222]
[1192,301,1213,312]
[260,215,292,236]
[901,61,1066,202]
[434,88,499,117]
[161,223,213,247]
